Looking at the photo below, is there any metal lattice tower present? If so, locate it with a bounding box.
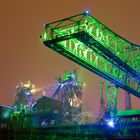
[41,12,140,107]
[99,81,118,117]
[106,81,118,117]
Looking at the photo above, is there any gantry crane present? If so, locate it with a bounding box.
[41,12,140,117]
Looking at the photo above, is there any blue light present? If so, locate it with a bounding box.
[107,119,114,128]
[85,10,89,14]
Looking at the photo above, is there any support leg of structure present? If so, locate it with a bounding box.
[106,81,118,117]
[125,92,132,110]
[99,82,105,118]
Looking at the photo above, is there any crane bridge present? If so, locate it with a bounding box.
[40,12,140,116]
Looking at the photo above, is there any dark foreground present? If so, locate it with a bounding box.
[1,122,140,140]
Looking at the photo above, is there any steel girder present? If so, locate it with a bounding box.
[41,12,140,98]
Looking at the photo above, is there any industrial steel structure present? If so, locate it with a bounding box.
[1,11,140,139]
[41,12,140,116]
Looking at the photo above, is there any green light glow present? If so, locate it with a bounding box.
[117,109,140,117]
[41,13,140,75]
[41,13,140,97]
[57,38,140,94]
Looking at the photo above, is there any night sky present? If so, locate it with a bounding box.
[0,0,140,115]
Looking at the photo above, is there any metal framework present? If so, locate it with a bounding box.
[106,81,118,117]
[50,70,83,122]
[99,82,118,117]
[41,12,140,98]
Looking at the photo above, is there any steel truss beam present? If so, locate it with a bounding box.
[41,12,140,98]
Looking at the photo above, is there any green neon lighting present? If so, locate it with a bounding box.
[117,109,140,117]
[56,38,140,94]
[41,13,140,97]
[41,13,140,75]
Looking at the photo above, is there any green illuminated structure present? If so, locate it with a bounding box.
[41,12,140,114]
[116,109,140,117]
